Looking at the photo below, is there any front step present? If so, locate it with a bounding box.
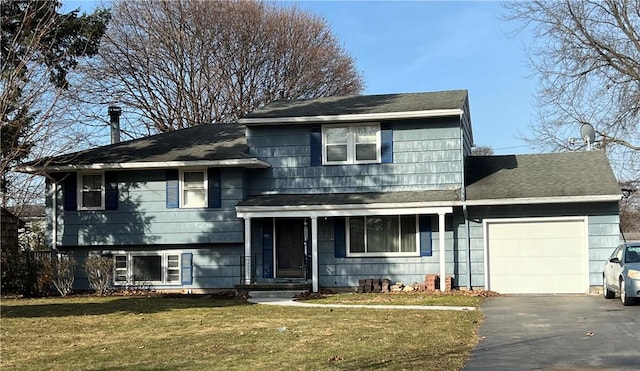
[248,290,307,299]
[234,282,311,296]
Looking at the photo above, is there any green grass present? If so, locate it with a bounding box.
[1,294,483,370]
[300,292,484,307]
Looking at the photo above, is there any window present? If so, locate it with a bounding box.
[323,123,380,164]
[347,215,418,256]
[181,170,207,208]
[113,252,182,285]
[78,172,104,210]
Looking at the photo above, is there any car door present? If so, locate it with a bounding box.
[605,245,623,291]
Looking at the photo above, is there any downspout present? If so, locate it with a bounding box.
[460,112,472,290]
[51,178,58,252]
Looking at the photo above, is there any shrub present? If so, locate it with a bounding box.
[49,255,77,296]
[84,255,113,295]
[1,246,51,297]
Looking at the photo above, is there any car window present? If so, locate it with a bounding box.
[611,245,623,260]
[625,245,640,263]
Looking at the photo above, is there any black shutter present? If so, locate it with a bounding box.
[262,219,273,278]
[419,215,432,257]
[207,168,221,208]
[63,172,77,211]
[181,253,193,285]
[166,169,179,208]
[381,123,393,163]
[334,217,346,258]
[105,172,118,210]
[310,126,322,166]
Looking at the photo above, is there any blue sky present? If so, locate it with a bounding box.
[64,0,537,154]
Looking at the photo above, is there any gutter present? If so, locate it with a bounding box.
[51,180,58,251]
[460,111,472,290]
[239,109,463,125]
[15,158,271,173]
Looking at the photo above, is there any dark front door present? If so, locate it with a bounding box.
[275,218,305,278]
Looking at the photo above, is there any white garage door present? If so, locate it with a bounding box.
[486,217,588,294]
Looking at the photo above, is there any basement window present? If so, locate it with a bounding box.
[113,252,182,285]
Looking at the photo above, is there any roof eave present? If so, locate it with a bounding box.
[464,194,621,206]
[15,158,271,173]
[239,108,463,125]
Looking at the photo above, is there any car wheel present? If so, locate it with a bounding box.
[603,275,615,299]
[620,278,633,306]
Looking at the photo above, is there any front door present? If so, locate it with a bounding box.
[275,218,306,278]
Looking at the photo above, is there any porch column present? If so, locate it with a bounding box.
[439,211,447,292]
[244,218,252,285]
[311,216,319,292]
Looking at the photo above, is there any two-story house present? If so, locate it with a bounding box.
[18,90,621,294]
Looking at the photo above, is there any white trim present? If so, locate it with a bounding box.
[439,212,446,292]
[238,109,463,125]
[244,218,252,284]
[108,250,184,286]
[346,215,420,257]
[236,194,620,219]
[482,216,590,294]
[322,123,381,165]
[464,195,620,206]
[311,217,319,292]
[237,205,453,219]
[51,181,58,250]
[77,171,105,210]
[179,169,208,209]
[16,159,270,173]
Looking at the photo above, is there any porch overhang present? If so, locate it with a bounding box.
[236,190,458,219]
[236,191,456,293]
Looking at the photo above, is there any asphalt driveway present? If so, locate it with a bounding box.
[464,296,640,370]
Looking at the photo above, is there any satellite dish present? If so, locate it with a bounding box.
[580,123,596,144]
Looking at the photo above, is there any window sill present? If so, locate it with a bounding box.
[346,253,420,258]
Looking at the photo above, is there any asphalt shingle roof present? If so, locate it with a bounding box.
[25,124,249,167]
[241,90,468,120]
[465,151,620,200]
[237,190,461,207]
[240,151,620,208]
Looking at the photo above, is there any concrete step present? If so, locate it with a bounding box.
[248,290,307,299]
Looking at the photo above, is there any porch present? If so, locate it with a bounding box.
[236,192,456,293]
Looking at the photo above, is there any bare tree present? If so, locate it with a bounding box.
[504,0,639,180]
[471,146,494,156]
[76,0,363,134]
[1,0,109,207]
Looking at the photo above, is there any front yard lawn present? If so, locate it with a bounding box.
[299,291,485,307]
[1,294,482,370]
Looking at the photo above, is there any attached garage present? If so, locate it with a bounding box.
[484,217,589,294]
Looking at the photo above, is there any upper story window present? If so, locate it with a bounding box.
[180,170,207,208]
[78,172,104,210]
[323,123,380,164]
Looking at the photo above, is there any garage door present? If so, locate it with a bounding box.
[486,218,588,294]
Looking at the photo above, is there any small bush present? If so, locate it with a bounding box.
[84,255,113,295]
[49,255,77,296]
[1,246,51,297]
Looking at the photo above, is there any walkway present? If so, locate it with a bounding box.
[247,296,477,311]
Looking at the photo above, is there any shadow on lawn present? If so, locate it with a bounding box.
[1,294,253,318]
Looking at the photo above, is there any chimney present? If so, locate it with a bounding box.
[108,105,122,144]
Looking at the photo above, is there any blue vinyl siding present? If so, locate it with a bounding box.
[316,217,457,287]
[464,203,621,290]
[64,245,243,291]
[52,168,246,247]
[246,117,463,194]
